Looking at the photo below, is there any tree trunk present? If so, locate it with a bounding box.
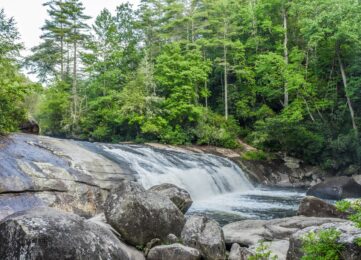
[223,20,228,120]
[60,36,64,79]
[283,4,289,107]
[337,51,358,135]
[72,40,78,128]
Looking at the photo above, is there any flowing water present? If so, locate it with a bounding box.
[84,142,305,225]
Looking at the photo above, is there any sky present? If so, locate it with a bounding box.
[0,0,140,51]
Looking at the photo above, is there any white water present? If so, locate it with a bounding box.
[102,144,254,200]
[99,144,304,223]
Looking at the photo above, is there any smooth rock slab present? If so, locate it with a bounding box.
[149,183,193,213]
[181,215,226,260]
[223,216,347,247]
[147,243,201,260]
[287,221,361,260]
[105,181,185,247]
[0,207,145,260]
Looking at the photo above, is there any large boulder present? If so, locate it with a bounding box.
[149,183,193,213]
[147,243,201,260]
[306,176,361,200]
[287,222,361,260]
[0,207,145,260]
[223,216,347,247]
[104,181,186,247]
[298,196,347,218]
[181,215,226,260]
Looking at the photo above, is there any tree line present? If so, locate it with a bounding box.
[1,0,361,174]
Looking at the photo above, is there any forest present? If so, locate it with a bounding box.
[1,0,361,174]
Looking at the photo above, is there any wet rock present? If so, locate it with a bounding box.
[298,196,347,218]
[223,216,347,247]
[104,181,185,247]
[307,176,361,199]
[287,222,361,260]
[149,183,193,213]
[147,243,201,260]
[229,243,253,260]
[0,207,145,260]
[181,215,226,260]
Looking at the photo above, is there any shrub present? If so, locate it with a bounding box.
[301,228,343,260]
[249,241,278,260]
[242,150,269,161]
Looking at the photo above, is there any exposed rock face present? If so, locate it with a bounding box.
[149,183,193,213]
[223,216,347,259]
[147,244,201,260]
[298,196,347,218]
[0,207,145,260]
[239,156,324,188]
[181,215,226,260]
[104,181,186,247]
[307,176,361,199]
[287,222,361,260]
[229,243,253,260]
[0,134,134,220]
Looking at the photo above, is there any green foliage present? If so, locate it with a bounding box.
[242,150,269,161]
[249,241,278,260]
[36,82,71,137]
[301,228,344,260]
[0,9,34,135]
[336,199,361,228]
[194,110,240,148]
[17,0,361,167]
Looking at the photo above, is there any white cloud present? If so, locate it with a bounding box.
[0,0,140,50]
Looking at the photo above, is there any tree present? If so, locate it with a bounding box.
[62,0,90,131]
[0,9,35,134]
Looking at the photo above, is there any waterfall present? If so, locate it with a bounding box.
[100,144,254,200]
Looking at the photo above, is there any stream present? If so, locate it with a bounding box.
[80,142,305,225]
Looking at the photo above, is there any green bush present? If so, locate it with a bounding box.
[301,228,343,260]
[249,241,278,260]
[242,150,269,161]
[193,110,240,148]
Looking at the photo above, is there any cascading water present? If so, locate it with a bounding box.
[101,144,253,200]
[90,143,304,225]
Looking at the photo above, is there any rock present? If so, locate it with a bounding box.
[353,175,361,185]
[167,233,179,244]
[223,216,347,247]
[147,243,201,260]
[149,183,193,213]
[181,215,226,260]
[144,238,162,256]
[298,196,347,218]
[287,222,361,260]
[20,118,39,134]
[0,207,145,260]
[104,181,186,247]
[229,243,253,260]
[0,134,133,220]
[307,176,361,199]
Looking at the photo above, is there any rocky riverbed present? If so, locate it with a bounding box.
[1,133,361,259]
